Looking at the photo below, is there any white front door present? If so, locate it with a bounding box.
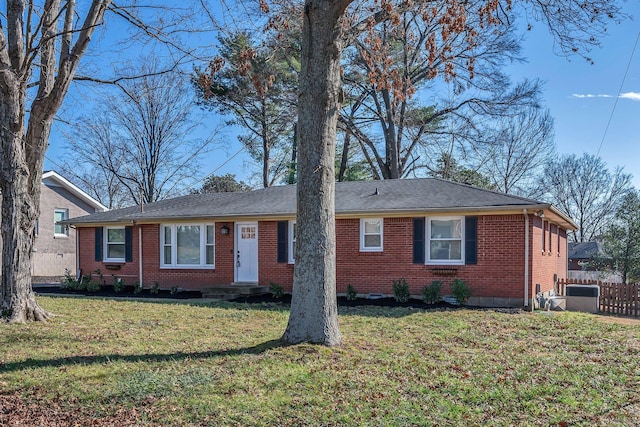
[235,222,258,282]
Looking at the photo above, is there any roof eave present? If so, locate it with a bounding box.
[42,171,109,212]
[66,203,579,227]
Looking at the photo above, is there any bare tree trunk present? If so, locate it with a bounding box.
[381,89,400,179]
[0,94,50,322]
[0,0,111,322]
[282,0,350,346]
[261,98,271,188]
[287,123,297,184]
[338,129,351,182]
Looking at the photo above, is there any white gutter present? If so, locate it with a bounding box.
[523,209,529,308]
[138,226,143,288]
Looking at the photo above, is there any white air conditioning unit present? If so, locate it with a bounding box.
[565,284,600,313]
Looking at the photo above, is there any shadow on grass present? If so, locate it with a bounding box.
[0,339,287,373]
[37,293,462,318]
[215,295,460,318]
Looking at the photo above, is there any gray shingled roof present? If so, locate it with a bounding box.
[568,242,604,259]
[66,178,559,225]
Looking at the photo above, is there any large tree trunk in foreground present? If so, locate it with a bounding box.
[0,87,50,322]
[282,0,350,345]
[0,0,111,322]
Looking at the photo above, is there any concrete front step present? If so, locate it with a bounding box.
[202,284,269,299]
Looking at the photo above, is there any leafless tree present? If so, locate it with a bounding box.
[482,107,556,196]
[279,0,625,345]
[112,0,625,344]
[65,63,214,205]
[339,5,542,180]
[542,153,632,242]
[0,0,212,322]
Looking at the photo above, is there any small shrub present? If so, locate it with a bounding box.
[450,278,472,304]
[392,278,411,303]
[113,278,126,293]
[133,281,143,294]
[269,282,284,299]
[61,269,79,290]
[150,282,159,294]
[86,280,102,292]
[346,284,358,301]
[422,280,443,304]
[170,286,180,295]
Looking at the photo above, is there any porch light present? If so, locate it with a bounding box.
[220,225,230,235]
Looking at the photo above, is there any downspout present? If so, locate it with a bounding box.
[523,209,529,308]
[138,226,143,288]
[73,225,79,278]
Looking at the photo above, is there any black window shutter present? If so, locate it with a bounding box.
[277,221,288,263]
[465,216,477,265]
[94,227,103,262]
[413,218,425,264]
[125,226,133,262]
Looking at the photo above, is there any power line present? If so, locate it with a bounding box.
[596,31,640,156]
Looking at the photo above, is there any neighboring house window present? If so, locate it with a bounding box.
[104,227,126,262]
[541,220,546,254]
[160,223,215,268]
[35,220,39,237]
[54,209,68,236]
[360,218,383,252]
[289,221,296,263]
[557,226,561,255]
[427,217,464,264]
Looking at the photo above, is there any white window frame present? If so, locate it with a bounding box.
[54,208,69,237]
[288,220,296,264]
[426,216,465,265]
[104,226,126,262]
[160,223,215,269]
[360,218,383,252]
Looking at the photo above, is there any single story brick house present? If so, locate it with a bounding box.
[65,178,576,307]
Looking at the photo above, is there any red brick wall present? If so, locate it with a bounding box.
[530,218,567,297]
[78,223,235,289]
[258,221,294,287]
[77,214,569,300]
[257,215,547,299]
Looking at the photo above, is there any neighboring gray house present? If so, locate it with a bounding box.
[567,241,621,282]
[31,171,107,281]
[568,242,604,271]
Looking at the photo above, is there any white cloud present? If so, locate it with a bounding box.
[619,92,640,101]
[571,93,612,98]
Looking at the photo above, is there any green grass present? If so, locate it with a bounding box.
[1,297,640,426]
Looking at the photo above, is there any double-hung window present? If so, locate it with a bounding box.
[104,227,126,262]
[161,223,215,268]
[289,221,297,263]
[427,217,464,264]
[360,218,383,252]
[54,208,68,236]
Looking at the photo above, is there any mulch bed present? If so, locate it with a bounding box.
[229,293,459,309]
[32,286,524,313]
[33,285,203,300]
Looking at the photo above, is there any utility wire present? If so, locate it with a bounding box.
[596,31,640,156]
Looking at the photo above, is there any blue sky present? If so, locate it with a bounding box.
[44,2,640,190]
[508,2,640,188]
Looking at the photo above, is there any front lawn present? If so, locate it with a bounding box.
[1,297,639,426]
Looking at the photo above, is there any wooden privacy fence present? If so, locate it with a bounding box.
[558,278,640,317]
